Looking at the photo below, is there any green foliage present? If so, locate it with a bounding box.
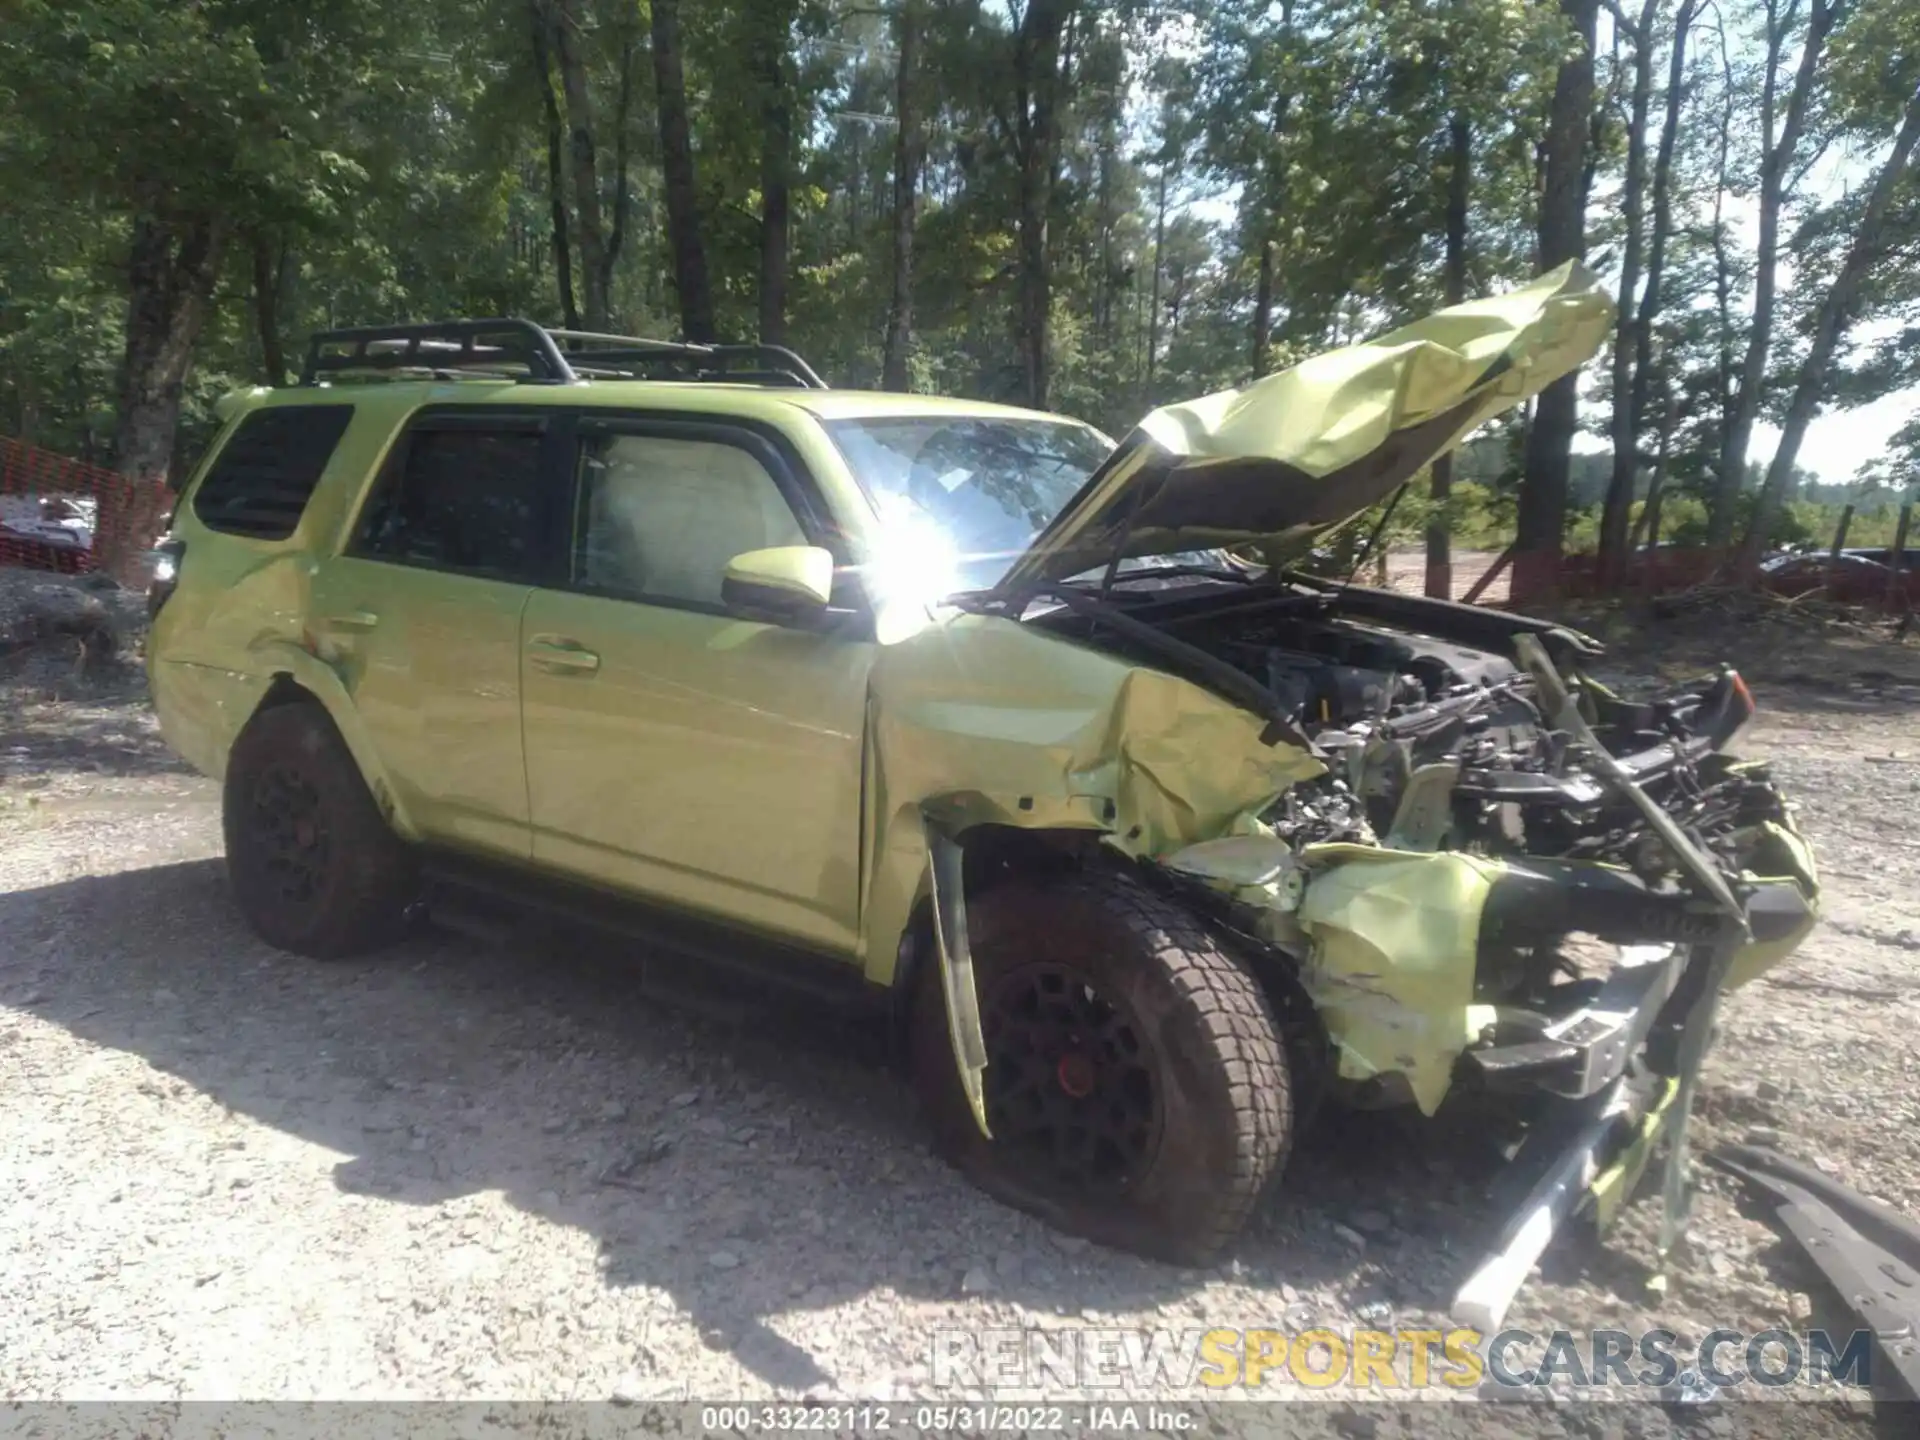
[0,0,1914,562]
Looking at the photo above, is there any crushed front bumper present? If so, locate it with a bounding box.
[1462,865,1818,1101]
[1163,804,1818,1116]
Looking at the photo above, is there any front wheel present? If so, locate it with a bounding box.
[913,868,1292,1265]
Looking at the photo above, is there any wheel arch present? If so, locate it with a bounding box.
[237,644,422,842]
[882,822,1101,1074]
[905,847,1296,1263]
[887,828,1333,1127]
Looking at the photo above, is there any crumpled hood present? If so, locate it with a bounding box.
[996,262,1615,591]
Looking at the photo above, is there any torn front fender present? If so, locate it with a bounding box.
[858,612,1324,1138]
[1152,824,1511,1118]
[857,611,1324,989]
[925,822,992,1137]
[1161,831,1503,1116]
[1726,817,1821,990]
[1293,844,1505,1116]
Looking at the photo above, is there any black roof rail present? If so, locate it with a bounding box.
[299,319,828,390]
[545,330,828,389]
[301,319,578,385]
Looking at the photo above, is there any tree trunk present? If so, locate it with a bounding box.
[14,365,39,447]
[114,212,223,485]
[249,229,290,386]
[1251,239,1274,379]
[1146,163,1167,389]
[551,0,609,331]
[1598,0,1659,589]
[600,18,638,311]
[1514,0,1597,582]
[756,5,796,346]
[1249,1,1296,381]
[1633,385,1678,555]
[1627,0,1695,502]
[530,0,579,330]
[881,0,923,392]
[1093,116,1116,348]
[1426,110,1472,601]
[107,210,223,579]
[1742,83,1920,569]
[652,0,716,342]
[1011,0,1074,410]
[70,360,96,463]
[1710,0,1837,550]
[1710,23,1736,477]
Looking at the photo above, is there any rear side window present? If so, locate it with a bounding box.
[353,426,546,582]
[193,405,355,540]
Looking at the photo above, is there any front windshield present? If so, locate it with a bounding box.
[826,415,1114,595]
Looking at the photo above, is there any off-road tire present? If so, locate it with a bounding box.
[913,867,1292,1266]
[222,702,417,959]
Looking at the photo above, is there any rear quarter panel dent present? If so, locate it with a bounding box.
[147,660,270,781]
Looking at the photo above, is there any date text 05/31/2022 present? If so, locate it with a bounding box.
[698,1404,1197,1433]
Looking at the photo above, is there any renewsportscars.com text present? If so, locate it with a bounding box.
[929,1326,1875,1392]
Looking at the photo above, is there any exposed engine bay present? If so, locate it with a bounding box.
[1185,594,1785,874]
[1033,577,1786,873]
[1022,573,1814,1033]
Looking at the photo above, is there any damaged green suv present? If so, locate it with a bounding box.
[147,265,1818,1300]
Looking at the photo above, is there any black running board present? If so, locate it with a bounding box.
[419,850,886,1019]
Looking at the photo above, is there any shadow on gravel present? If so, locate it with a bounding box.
[3,857,1531,1391]
[1748,673,1920,721]
[0,662,187,781]
[0,708,189,779]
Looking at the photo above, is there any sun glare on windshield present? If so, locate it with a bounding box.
[827,415,1113,600]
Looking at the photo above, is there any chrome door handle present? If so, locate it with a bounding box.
[321,610,379,631]
[526,636,601,674]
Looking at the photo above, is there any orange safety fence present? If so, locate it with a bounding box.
[0,436,171,587]
[1373,544,1919,612]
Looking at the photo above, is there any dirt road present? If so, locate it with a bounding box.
[3,581,1917,1431]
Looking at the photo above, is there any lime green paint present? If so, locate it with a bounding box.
[1589,1078,1680,1232]
[927,824,993,1135]
[1726,817,1822,989]
[146,275,1819,1125]
[152,359,1319,975]
[310,557,533,857]
[1294,844,1508,1115]
[858,612,1326,984]
[519,585,873,954]
[1001,262,1617,588]
[723,544,835,608]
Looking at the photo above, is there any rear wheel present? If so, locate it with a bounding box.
[913,867,1292,1265]
[222,701,416,959]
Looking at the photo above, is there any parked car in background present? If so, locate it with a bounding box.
[0,494,95,573]
[1760,546,1920,605]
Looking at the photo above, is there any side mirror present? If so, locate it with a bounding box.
[722,545,835,625]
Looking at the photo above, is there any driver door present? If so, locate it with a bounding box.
[519,417,873,957]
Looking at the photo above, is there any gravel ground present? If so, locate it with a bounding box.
[2,571,1917,1435]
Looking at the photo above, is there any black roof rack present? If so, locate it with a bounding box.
[299,318,829,390]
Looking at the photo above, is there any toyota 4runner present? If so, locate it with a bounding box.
[146,265,1819,1304]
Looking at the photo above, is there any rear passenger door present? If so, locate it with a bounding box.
[312,410,565,859]
[519,416,874,956]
